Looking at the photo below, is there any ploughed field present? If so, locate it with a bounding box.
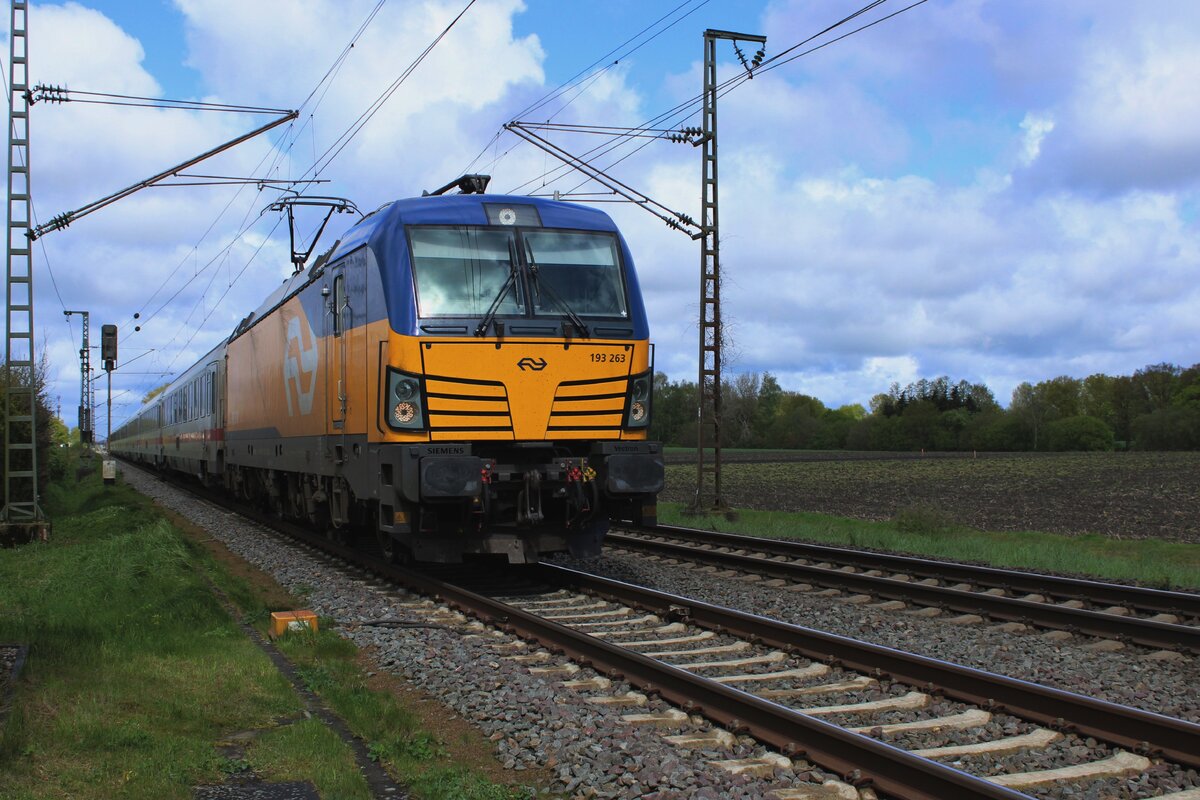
[660,451,1200,541]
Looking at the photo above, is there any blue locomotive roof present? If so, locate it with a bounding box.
[328,193,621,261]
[330,193,650,339]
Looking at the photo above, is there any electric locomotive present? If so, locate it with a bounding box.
[114,179,663,563]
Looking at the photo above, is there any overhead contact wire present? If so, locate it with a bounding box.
[511,0,925,198]
[462,0,710,177]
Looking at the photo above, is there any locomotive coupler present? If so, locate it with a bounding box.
[517,468,544,525]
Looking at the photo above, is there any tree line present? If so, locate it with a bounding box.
[0,357,73,508]
[649,363,1200,452]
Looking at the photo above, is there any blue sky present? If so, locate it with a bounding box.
[6,0,1200,428]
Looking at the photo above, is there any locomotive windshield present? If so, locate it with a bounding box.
[523,230,627,318]
[410,227,524,317]
[409,226,627,320]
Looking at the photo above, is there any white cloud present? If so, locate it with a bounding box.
[11,0,1200,427]
[1019,12,1200,193]
[1018,112,1053,167]
[17,0,559,420]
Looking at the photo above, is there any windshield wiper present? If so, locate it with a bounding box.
[475,239,520,337]
[525,240,590,338]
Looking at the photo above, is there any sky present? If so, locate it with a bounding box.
[4,0,1199,432]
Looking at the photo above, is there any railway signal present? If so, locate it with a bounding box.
[101,324,117,372]
[100,323,117,446]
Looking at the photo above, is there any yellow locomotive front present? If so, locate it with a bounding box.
[363,192,663,562]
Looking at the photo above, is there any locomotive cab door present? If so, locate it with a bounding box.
[326,266,350,443]
[325,256,367,459]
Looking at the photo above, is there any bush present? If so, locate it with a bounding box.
[1132,407,1200,450]
[1045,415,1115,451]
[893,504,960,536]
[969,412,1027,451]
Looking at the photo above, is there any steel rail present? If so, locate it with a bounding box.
[634,523,1200,618]
[607,531,1200,653]
[142,465,1024,800]
[535,563,1200,771]
[359,562,1029,799]
[125,464,1197,795]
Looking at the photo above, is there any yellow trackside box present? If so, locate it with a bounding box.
[269,610,318,638]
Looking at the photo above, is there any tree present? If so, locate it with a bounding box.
[1081,374,1115,430]
[1045,415,1114,451]
[1010,382,1049,450]
[1108,375,1146,445]
[1132,408,1200,450]
[767,393,826,449]
[142,382,170,404]
[968,382,999,413]
[648,372,695,446]
[752,373,784,445]
[1178,363,1200,406]
[723,373,760,448]
[1038,375,1082,420]
[0,354,60,503]
[869,392,894,416]
[899,399,940,449]
[1135,363,1182,410]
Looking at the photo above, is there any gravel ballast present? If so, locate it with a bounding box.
[560,548,1200,724]
[123,466,1200,799]
[124,468,834,799]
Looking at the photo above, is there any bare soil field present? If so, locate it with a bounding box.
[661,451,1200,541]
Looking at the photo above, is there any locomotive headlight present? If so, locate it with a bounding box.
[624,370,652,429]
[386,369,426,430]
[393,377,418,401]
[393,402,417,424]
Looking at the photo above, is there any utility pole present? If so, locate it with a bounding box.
[506,29,766,516]
[1,0,47,535]
[691,29,765,515]
[63,309,92,446]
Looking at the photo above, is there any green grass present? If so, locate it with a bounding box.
[0,471,302,799]
[660,453,1200,541]
[252,720,373,800]
[274,626,536,800]
[660,502,1200,590]
[1,456,539,799]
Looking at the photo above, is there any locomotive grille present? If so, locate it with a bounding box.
[548,375,627,434]
[424,375,514,439]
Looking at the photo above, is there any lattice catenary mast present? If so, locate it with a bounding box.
[2,0,45,528]
[691,29,765,514]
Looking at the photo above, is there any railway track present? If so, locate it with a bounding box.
[474,566,1200,799]
[127,464,1200,799]
[604,525,1200,653]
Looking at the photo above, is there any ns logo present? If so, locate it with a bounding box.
[284,312,319,416]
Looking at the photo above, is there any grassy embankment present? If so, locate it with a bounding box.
[658,451,1200,590]
[0,453,535,800]
[659,503,1200,591]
